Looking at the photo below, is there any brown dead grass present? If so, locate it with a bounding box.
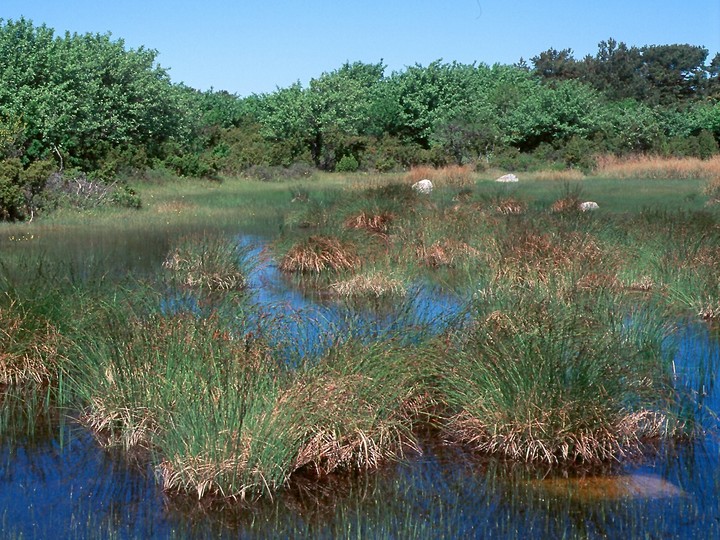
[279,236,360,274]
[594,154,720,179]
[445,408,671,465]
[416,239,480,268]
[329,272,407,298]
[704,176,720,204]
[494,197,526,215]
[406,164,475,188]
[343,211,394,238]
[524,169,586,181]
[0,304,63,387]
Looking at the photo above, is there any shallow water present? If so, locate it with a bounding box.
[1,227,719,538]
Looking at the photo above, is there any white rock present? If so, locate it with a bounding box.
[580,201,599,211]
[412,179,433,194]
[495,173,519,183]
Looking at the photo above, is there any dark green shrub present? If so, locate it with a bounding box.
[335,154,359,172]
[0,158,25,220]
[111,186,142,209]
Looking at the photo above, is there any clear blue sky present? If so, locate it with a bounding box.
[3,1,719,97]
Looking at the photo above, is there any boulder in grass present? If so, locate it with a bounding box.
[580,201,599,211]
[495,173,519,183]
[412,179,433,194]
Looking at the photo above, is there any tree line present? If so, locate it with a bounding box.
[1,17,719,219]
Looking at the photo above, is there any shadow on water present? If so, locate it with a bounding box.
[1,231,720,537]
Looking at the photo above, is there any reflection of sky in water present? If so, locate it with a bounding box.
[1,236,720,537]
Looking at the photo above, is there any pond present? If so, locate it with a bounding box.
[1,224,719,539]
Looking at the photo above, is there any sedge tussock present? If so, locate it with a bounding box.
[279,236,360,274]
[444,408,674,465]
[416,239,480,268]
[163,233,246,291]
[551,195,583,214]
[329,272,407,299]
[285,371,421,476]
[441,294,681,465]
[494,197,525,215]
[343,211,394,238]
[0,303,63,387]
[494,231,609,288]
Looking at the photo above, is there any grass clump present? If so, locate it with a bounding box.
[440,291,682,465]
[288,339,432,476]
[329,272,407,299]
[343,211,394,239]
[162,233,247,291]
[279,236,360,274]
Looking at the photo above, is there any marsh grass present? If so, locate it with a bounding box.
[287,339,430,476]
[343,211,394,239]
[0,301,62,387]
[329,271,407,299]
[406,165,476,188]
[279,236,360,274]
[162,232,248,291]
[3,171,719,509]
[594,154,720,180]
[440,291,682,464]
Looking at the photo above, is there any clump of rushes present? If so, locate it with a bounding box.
[329,271,407,299]
[0,300,64,387]
[72,309,272,450]
[287,339,431,476]
[162,233,247,291]
[416,239,480,268]
[440,291,683,465]
[279,236,360,274]
[343,211,394,239]
[157,338,430,500]
[71,306,298,500]
[493,229,612,290]
[494,197,525,215]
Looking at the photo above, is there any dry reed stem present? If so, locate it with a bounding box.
[81,398,158,449]
[594,154,720,179]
